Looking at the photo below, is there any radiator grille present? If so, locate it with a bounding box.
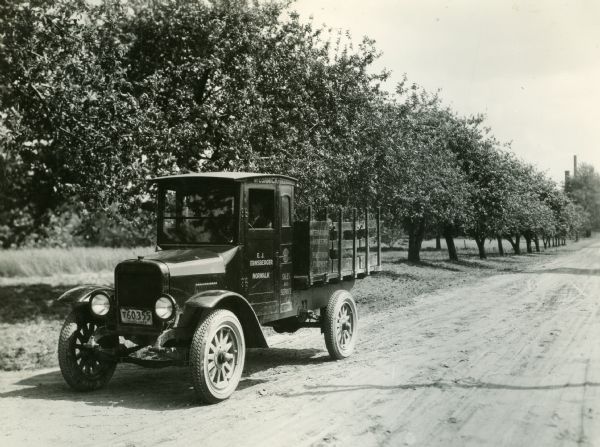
[115,262,163,310]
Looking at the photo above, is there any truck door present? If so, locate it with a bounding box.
[277,184,294,314]
[245,186,278,319]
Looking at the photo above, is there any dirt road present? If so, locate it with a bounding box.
[1,240,599,447]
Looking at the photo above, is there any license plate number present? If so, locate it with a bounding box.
[120,308,153,326]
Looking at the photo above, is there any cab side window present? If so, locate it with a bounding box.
[248,189,274,229]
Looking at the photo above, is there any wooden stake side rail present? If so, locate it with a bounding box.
[292,207,382,289]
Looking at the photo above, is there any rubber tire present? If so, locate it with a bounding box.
[58,309,117,391]
[189,309,246,404]
[323,290,358,360]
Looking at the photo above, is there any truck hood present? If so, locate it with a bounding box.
[143,246,239,277]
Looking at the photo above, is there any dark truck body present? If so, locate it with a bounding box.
[56,172,380,402]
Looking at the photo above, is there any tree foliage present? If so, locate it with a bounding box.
[566,163,600,231]
[0,0,593,254]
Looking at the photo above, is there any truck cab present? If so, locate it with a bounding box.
[153,172,296,322]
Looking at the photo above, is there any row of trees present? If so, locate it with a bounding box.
[0,0,597,260]
[362,88,594,261]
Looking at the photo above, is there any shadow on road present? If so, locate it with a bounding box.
[392,257,506,272]
[392,260,462,272]
[377,270,419,281]
[0,284,73,324]
[524,267,600,276]
[0,347,327,410]
[245,347,328,374]
[280,379,600,398]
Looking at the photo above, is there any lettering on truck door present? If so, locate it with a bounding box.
[246,187,278,318]
[278,184,294,314]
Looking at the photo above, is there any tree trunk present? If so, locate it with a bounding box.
[524,234,532,253]
[542,237,547,249]
[506,236,517,252]
[407,221,425,262]
[435,234,441,250]
[497,236,504,256]
[443,226,458,261]
[506,235,521,254]
[534,235,540,252]
[475,237,486,259]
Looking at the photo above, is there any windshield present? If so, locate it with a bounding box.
[158,181,235,245]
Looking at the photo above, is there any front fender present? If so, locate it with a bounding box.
[56,285,114,308]
[181,290,268,348]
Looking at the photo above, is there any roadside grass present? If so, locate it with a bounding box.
[0,246,153,278]
[0,238,588,371]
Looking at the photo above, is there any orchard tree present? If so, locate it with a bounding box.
[0,0,143,245]
[526,173,572,251]
[0,0,388,246]
[444,113,510,259]
[120,0,389,209]
[379,85,471,262]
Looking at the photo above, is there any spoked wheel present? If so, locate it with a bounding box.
[323,290,358,359]
[190,309,245,404]
[58,310,117,391]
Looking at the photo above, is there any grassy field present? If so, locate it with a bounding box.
[0,238,575,371]
[0,237,543,279]
[0,246,152,278]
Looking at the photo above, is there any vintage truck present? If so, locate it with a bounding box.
[56,172,381,403]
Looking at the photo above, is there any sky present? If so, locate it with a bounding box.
[292,0,600,184]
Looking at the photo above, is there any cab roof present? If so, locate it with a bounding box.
[151,172,297,184]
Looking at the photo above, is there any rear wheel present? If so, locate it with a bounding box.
[323,290,358,359]
[58,309,117,391]
[189,309,245,404]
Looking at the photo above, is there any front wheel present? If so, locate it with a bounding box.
[323,290,358,359]
[58,309,117,391]
[189,309,246,404]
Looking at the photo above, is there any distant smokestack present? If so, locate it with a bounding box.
[574,155,578,177]
[565,170,570,189]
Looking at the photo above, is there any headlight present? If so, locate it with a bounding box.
[90,292,111,316]
[155,296,174,320]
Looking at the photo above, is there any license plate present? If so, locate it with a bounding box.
[120,308,153,326]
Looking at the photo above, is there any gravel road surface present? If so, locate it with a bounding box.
[1,239,599,446]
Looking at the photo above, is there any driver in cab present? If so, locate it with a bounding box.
[249,201,272,228]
